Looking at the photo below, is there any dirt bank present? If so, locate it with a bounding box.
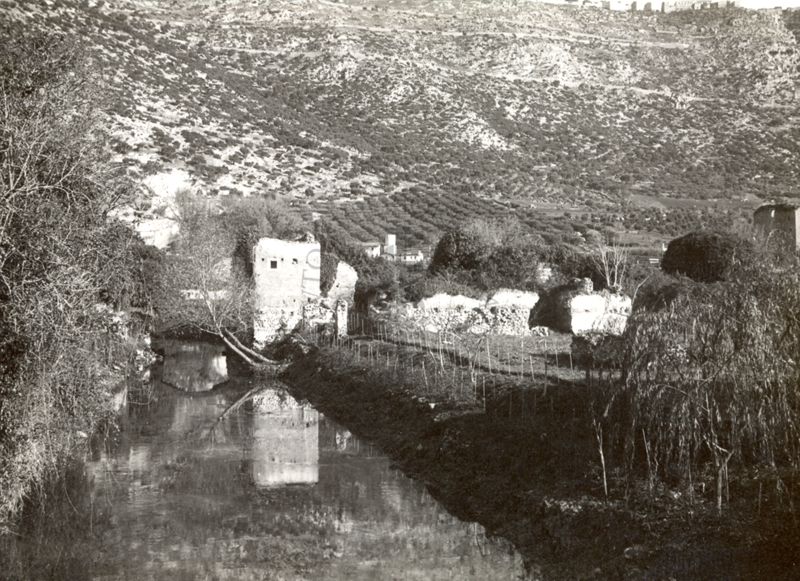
[281,346,800,580]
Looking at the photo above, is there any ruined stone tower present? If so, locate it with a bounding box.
[753,203,800,251]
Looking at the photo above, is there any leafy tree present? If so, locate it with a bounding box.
[543,243,605,290]
[477,244,541,291]
[220,196,305,278]
[429,227,493,274]
[428,218,544,292]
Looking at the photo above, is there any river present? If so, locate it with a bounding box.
[1,340,527,580]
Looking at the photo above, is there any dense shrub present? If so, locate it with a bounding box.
[315,221,401,310]
[661,230,753,283]
[0,30,143,521]
[631,271,694,312]
[477,244,542,291]
[428,219,545,292]
[542,243,606,290]
[429,228,493,274]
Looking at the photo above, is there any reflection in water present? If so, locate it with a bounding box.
[1,351,528,580]
[160,339,228,392]
[250,390,319,487]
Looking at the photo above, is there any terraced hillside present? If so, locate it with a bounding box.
[5,0,800,246]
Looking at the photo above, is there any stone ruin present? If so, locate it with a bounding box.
[389,277,632,339]
[326,262,358,304]
[397,289,541,336]
[253,235,356,345]
[531,278,632,336]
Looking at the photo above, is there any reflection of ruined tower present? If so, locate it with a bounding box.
[335,299,348,338]
[754,204,800,251]
[250,390,319,487]
[169,392,230,435]
[383,233,397,258]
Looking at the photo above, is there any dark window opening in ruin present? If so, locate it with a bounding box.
[270,260,278,269]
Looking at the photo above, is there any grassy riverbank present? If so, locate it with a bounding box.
[0,334,152,530]
[281,343,800,579]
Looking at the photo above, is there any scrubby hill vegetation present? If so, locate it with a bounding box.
[4,0,800,249]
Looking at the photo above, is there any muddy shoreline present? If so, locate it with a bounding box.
[281,347,800,580]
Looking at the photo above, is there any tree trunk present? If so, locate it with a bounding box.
[222,328,273,364]
[219,333,255,366]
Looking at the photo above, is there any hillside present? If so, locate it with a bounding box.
[4,0,800,247]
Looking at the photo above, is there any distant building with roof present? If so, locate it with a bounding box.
[395,249,425,264]
[359,241,382,258]
[360,234,425,264]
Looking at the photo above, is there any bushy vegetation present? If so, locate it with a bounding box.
[428,218,545,293]
[606,245,800,510]
[423,217,657,299]
[661,229,753,283]
[314,220,402,311]
[0,29,146,523]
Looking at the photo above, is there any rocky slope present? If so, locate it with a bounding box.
[5,0,800,243]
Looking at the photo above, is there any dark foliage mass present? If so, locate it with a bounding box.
[631,271,693,312]
[425,218,649,298]
[430,229,492,274]
[315,221,401,311]
[0,28,146,521]
[427,219,546,294]
[661,230,753,283]
[220,196,305,278]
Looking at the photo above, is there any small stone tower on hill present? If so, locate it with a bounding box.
[753,203,800,251]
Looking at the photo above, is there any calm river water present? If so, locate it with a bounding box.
[2,341,527,580]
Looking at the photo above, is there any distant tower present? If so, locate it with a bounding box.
[753,203,800,250]
[383,233,397,258]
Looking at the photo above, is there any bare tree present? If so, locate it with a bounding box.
[590,236,629,291]
[154,194,271,366]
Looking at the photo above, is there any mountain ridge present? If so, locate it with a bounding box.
[6,0,800,245]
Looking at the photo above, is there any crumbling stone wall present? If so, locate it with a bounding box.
[254,307,304,344]
[396,289,540,336]
[326,262,358,304]
[533,278,631,336]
